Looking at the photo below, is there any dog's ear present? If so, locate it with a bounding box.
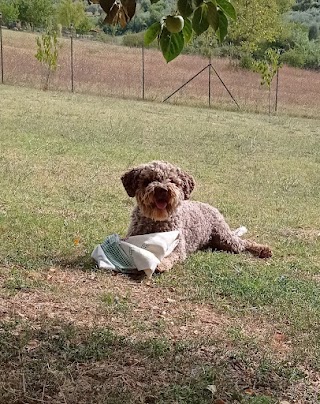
[179,169,195,200]
[121,167,141,197]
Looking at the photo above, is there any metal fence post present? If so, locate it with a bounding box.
[0,13,4,84]
[142,44,145,100]
[70,24,74,93]
[208,56,211,107]
[275,68,279,113]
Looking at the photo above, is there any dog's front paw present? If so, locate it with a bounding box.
[156,263,171,273]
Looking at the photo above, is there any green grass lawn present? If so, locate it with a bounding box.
[0,85,320,403]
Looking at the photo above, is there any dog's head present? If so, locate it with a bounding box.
[121,161,195,221]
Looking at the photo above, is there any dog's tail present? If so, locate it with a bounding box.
[233,226,248,237]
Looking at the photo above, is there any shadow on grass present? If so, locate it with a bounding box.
[57,254,97,272]
[0,319,308,404]
[58,254,151,283]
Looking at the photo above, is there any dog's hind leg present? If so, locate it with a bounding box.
[210,222,272,258]
[241,239,272,258]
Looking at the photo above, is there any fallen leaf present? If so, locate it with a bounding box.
[24,339,40,352]
[166,297,176,303]
[274,331,286,343]
[206,384,217,394]
[244,388,254,395]
[100,0,136,27]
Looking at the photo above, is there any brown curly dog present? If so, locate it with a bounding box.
[121,161,272,273]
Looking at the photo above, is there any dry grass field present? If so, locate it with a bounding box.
[1,29,320,117]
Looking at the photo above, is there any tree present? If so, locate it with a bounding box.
[35,30,59,90]
[0,0,19,27]
[308,23,319,40]
[253,48,282,114]
[57,0,92,32]
[276,0,295,14]
[292,0,320,11]
[228,0,283,49]
[89,0,237,62]
[17,0,53,29]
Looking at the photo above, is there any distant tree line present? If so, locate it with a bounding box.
[292,0,320,11]
[0,0,175,33]
[0,0,94,33]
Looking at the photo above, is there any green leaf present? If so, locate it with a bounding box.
[182,17,192,43]
[207,1,219,31]
[159,27,185,63]
[192,4,209,36]
[144,21,161,46]
[177,0,194,18]
[216,9,228,42]
[216,0,236,20]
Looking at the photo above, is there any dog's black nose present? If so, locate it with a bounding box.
[154,187,169,200]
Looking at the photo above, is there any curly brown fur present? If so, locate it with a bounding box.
[121,161,272,273]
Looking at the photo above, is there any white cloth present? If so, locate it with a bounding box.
[91,231,180,277]
[233,226,247,237]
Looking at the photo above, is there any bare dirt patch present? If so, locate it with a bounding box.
[1,266,228,338]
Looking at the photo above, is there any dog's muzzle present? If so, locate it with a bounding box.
[154,187,170,210]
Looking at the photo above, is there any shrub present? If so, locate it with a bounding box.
[308,24,319,40]
[122,31,146,47]
[183,29,220,57]
[94,32,121,44]
[277,23,320,69]
[0,0,19,27]
[281,41,320,69]
[304,40,320,68]
[281,47,306,67]
[285,8,320,28]
[239,52,255,69]
[76,15,93,35]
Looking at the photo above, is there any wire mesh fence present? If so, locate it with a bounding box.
[1,28,320,118]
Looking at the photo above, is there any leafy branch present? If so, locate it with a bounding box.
[89,0,236,62]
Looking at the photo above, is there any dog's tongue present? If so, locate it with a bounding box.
[155,200,168,210]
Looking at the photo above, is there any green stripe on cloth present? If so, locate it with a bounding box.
[100,234,135,269]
